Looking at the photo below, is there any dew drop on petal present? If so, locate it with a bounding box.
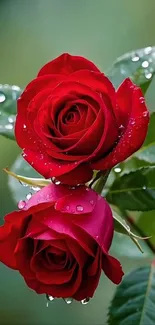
[81,298,90,305]
[130,119,136,126]
[64,297,73,304]
[89,200,94,205]
[142,111,148,117]
[18,200,26,209]
[76,205,84,212]
[31,186,41,192]
[47,295,55,301]
[26,192,32,200]
[119,124,124,130]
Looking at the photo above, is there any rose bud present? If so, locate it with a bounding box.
[0,184,123,301]
[15,53,149,185]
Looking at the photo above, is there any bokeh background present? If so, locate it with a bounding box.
[0,0,155,324]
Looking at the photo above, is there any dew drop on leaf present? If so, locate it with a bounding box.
[5,124,13,130]
[131,56,139,62]
[142,60,149,68]
[114,167,121,173]
[0,92,6,103]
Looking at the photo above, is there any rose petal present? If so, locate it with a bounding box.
[55,186,98,214]
[72,194,114,252]
[24,266,82,298]
[15,238,35,278]
[92,79,149,170]
[102,254,124,284]
[38,53,101,77]
[73,247,102,300]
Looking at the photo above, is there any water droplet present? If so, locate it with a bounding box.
[0,92,6,103]
[64,297,73,304]
[144,46,152,55]
[19,180,28,187]
[143,111,148,117]
[8,115,15,123]
[114,167,121,173]
[18,200,26,209]
[31,186,40,192]
[70,186,76,190]
[81,298,90,305]
[143,185,146,190]
[140,97,145,104]
[55,180,61,185]
[26,192,32,200]
[145,72,152,79]
[86,187,90,191]
[89,200,94,205]
[130,119,135,126]
[12,85,21,91]
[46,295,55,302]
[23,124,27,129]
[76,205,84,212]
[65,205,70,211]
[52,177,61,185]
[132,56,139,62]
[5,124,13,130]
[142,60,149,68]
[119,124,124,130]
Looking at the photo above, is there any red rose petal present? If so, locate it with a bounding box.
[55,186,98,214]
[73,194,114,252]
[38,53,101,77]
[102,254,124,285]
[92,78,149,170]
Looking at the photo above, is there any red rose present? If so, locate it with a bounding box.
[0,184,123,300]
[15,53,149,185]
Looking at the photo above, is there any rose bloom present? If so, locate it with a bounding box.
[0,184,123,300]
[15,53,149,185]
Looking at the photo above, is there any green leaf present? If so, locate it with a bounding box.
[111,232,153,259]
[135,113,155,163]
[106,167,155,211]
[4,168,50,188]
[107,46,155,92]
[8,154,41,203]
[112,209,152,254]
[0,84,22,139]
[137,210,155,248]
[108,263,155,325]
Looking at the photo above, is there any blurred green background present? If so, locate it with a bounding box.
[0,0,155,324]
